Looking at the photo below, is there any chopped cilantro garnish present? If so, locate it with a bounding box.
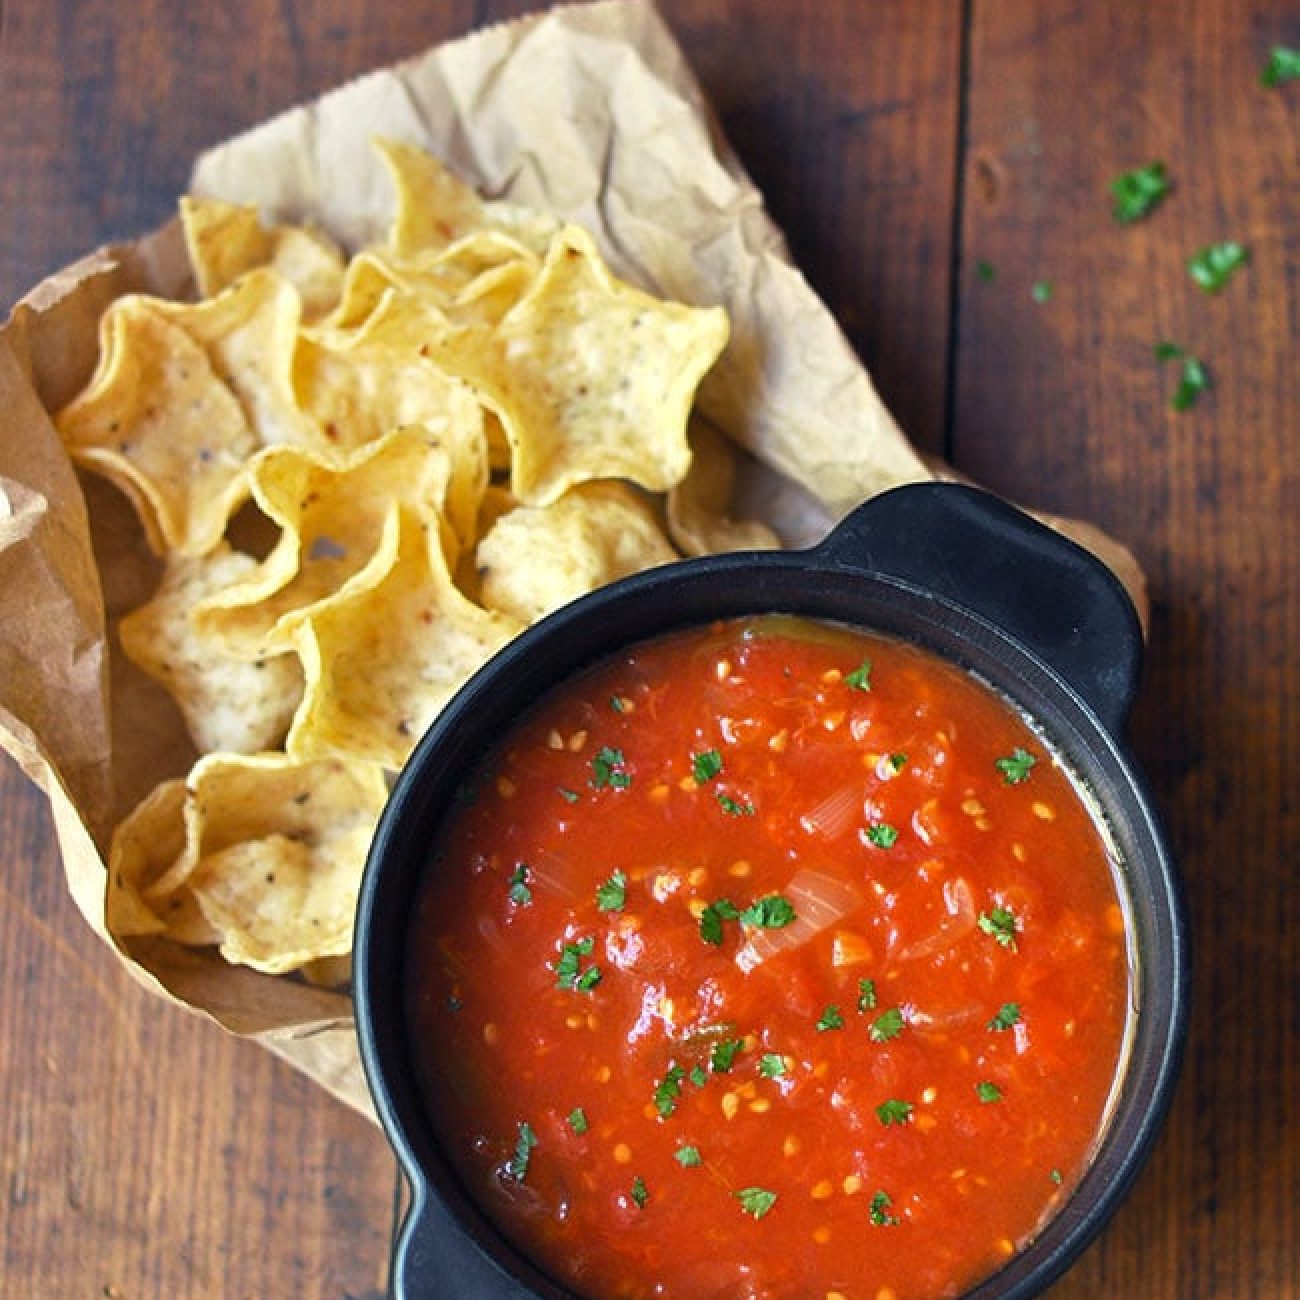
[717,793,755,816]
[888,752,908,772]
[1110,161,1169,223]
[507,1121,537,1180]
[758,1053,787,1078]
[654,1063,686,1118]
[689,1064,709,1088]
[555,937,601,993]
[610,695,627,713]
[508,863,532,907]
[674,1145,703,1168]
[978,905,1020,950]
[1050,1167,1064,1185]
[567,1107,589,1134]
[995,746,1037,784]
[857,978,878,1012]
[869,1008,905,1043]
[699,897,741,945]
[876,1099,914,1127]
[865,822,899,849]
[1188,241,1249,293]
[710,1038,744,1073]
[596,868,627,913]
[692,748,724,784]
[1031,280,1054,303]
[630,1175,648,1208]
[975,259,997,283]
[844,658,873,690]
[816,1004,844,1032]
[870,1189,900,1226]
[988,1001,1022,1032]
[736,1186,778,1219]
[740,894,796,929]
[1261,45,1300,87]
[977,1081,1005,1104]
[590,746,631,790]
[1154,342,1211,410]
[558,786,580,804]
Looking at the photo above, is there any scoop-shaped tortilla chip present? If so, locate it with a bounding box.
[667,421,782,556]
[177,751,390,974]
[477,481,681,623]
[107,778,219,945]
[117,544,303,752]
[55,296,257,555]
[293,290,490,518]
[179,195,346,320]
[193,426,464,658]
[423,224,730,505]
[288,506,522,769]
[152,267,319,450]
[375,136,557,258]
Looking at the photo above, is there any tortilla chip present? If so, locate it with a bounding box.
[55,296,257,555]
[117,543,303,753]
[423,224,729,504]
[179,751,389,973]
[668,422,782,555]
[194,426,465,657]
[179,195,346,320]
[477,481,681,623]
[288,507,522,768]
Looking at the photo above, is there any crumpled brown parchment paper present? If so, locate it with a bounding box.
[0,0,1145,1119]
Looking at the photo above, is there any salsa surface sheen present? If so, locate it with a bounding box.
[406,616,1132,1300]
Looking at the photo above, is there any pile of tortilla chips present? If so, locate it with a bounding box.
[56,138,776,978]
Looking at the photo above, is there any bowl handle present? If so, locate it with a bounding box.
[391,1185,537,1300]
[814,483,1143,734]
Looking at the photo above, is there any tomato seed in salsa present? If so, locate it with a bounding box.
[406,615,1132,1300]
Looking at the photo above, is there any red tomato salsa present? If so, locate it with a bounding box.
[406,616,1133,1300]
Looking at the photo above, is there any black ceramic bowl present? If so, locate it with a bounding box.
[355,482,1189,1300]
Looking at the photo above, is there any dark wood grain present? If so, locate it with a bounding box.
[954,2,1299,1297]
[2,0,1296,1297]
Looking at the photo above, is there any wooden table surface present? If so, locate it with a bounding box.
[1,1,1295,1297]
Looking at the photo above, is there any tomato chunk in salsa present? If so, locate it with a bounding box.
[406,616,1132,1299]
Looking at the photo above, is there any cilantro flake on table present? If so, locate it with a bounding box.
[975,259,997,283]
[1261,45,1300,87]
[692,748,724,783]
[1032,279,1054,303]
[736,1186,778,1219]
[1110,161,1170,223]
[1188,241,1249,292]
[596,867,627,912]
[1154,341,1211,410]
